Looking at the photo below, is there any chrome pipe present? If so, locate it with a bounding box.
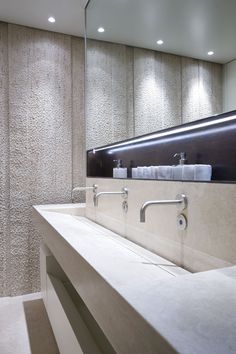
[140,194,187,223]
[71,184,98,201]
[93,187,128,207]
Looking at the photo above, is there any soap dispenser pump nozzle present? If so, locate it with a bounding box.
[173,152,187,165]
[113,159,122,168]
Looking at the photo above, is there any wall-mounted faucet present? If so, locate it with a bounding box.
[93,187,128,207]
[72,184,98,202]
[140,194,187,223]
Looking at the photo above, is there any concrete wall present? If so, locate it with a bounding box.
[0,22,9,296]
[223,59,236,112]
[182,58,222,123]
[86,41,223,149]
[0,23,85,296]
[86,40,134,149]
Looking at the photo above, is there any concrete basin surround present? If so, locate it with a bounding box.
[34,203,236,354]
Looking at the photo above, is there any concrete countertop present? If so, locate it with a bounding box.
[34,204,236,354]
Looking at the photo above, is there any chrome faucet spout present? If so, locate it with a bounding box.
[94,187,128,207]
[140,194,187,223]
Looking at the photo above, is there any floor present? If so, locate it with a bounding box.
[0,293,59,354]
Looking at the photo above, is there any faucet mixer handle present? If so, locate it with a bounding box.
[173,152,187,165]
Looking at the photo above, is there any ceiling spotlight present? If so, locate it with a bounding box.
[157,39,164,45]
[48,17,55,23]
[207,51,214,56]
[97,27,105,33]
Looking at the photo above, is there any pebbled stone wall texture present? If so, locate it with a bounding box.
[86,40,134,150]
[0,22,10,297]
[86,41,222,146]
[182,57,222,124]
[134,48,182,136]
[0,23,85,296]
[71,37,86,202]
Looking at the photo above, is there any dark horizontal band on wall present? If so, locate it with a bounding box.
[87,110,236,182]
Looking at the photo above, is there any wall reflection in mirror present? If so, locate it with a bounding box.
[85,0,236,149]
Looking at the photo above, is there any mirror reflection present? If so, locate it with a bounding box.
[85,0,236,149]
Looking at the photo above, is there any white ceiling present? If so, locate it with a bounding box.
[0,0,87,37]
[87,0,236,64]
[1,0,236,63]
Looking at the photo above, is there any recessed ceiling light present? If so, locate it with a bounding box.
[157,40,164,45]
[207,51,214,56]
[97,27,105,33]
[48,17,55,23]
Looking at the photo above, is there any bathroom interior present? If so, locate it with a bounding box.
[0,0,236,353]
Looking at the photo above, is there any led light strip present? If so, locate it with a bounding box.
[92,115,236,154]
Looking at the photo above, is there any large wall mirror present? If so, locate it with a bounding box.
[85,0,236,150]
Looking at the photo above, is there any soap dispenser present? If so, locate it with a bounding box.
[173,152,195,180]
[173,152,186,180]
[174,152,187,165]
[113,159,127,179]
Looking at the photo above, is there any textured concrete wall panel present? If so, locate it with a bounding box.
[160,52,182,129]
[86,40,113,149]
[0,22,9,296]
[71,37,86,201]
[111,44,133,143]
[199,61,215,118]
[125,47,134,138]
[181,57,200,123]
[0,23,85,296]
[212,63,223,115]
[87,44,222,146]
[182,58,222,123]
[133,49,182,136]
[134,48,163,136]
[86,40,134,149]
[8,24,73,295]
